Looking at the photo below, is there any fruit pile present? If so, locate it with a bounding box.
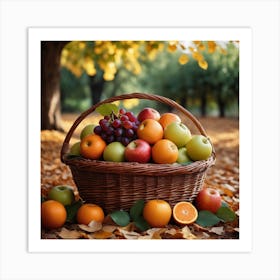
[69,106,213,164]
[41,185,236,232]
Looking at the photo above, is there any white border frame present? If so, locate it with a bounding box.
[28,27,252,253]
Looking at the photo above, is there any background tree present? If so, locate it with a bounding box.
[41,40,234,130]
[41,41,68,131]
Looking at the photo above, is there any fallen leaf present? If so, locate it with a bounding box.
[78,221,102,233]
[91,230,113,239]
[145,228,166,239]
[102,225,117,233]
[209,226,224,235]
[181,225,197,239]
[120,222,137,232]
[58,227,83,239]
[117,229,140,239]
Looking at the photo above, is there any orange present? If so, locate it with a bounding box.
[152,139,178,164]
[158,113,181,129]
[41,200,67,229]
[80,134,106,160]
[137,119,163,144]
[173,201,198,225]
[76,203,105,225]
[143,199,172,227]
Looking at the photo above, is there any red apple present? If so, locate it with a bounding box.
[137,107,161,122]
[124,139,151,163]
[195,187,222,213]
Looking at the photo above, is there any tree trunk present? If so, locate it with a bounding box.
[89,74,105,105]
[200,90,207,117]
[41,41,68,131]
[217,93,226,118]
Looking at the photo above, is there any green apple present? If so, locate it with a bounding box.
[186,135,212,161]
[47,185,75,206]
[163,122,192,147]
[80,124,96,140]
[177,147,192,164]
[103,142,126,162]
[69,141,81,156]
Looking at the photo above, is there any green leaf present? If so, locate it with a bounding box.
[134,216,150,232]
[65,200,83,223]
[216,206,236,222]
[196,210,221,227]
[130,199,145,221]
[110,210,130,227]
[95,103,118,116]
[221,201,228,207]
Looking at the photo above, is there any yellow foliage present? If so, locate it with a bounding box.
[178,54,189,65]
[207,41,217,53]
[83,57,96,76]
[60,40,234,80]
[103,72,115,81]
[123,98,140,109]
[168,41,179,52]
[198,59,208,70]
[192,51,203,61]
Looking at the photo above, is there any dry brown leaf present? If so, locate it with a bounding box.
[161,228,185,239]
[181,225,197,239]
[78,221,102,233]
[102,225,118,233]
[209,226,224,235]
[91,230,113,239]
[164,228,178,235]
[119,222,138,232]
[58,227,83,239]
[145,228,166,239]
[117,229,140,240]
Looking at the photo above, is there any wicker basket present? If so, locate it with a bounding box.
[61,93,216,213]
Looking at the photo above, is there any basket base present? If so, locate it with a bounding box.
[71,167,207,213]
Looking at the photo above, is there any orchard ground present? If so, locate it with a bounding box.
[41,113,239,239]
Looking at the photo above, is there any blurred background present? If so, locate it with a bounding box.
[41,41,239,132]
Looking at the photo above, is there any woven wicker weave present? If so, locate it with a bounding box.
[61,93,215,213]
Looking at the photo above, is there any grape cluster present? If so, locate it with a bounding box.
[94,108,140,146]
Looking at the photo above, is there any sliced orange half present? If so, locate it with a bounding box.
[173,202,198,225]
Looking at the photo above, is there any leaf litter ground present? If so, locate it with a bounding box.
[41,114,239,240]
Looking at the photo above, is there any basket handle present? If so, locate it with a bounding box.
[61,92,213,162]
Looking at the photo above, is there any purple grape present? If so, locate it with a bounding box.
[120,115,129,122]
[100,119,110,131]
[112,119,121,128]
[122,120,133,129]
[106,126,114,135]
[125,128,134,138]
[126,111,137,122]
[106,135,115,143]
[104,115,110,121]
[119,108,126,115]
[121,137,130,146]
[114,127,124,137]
[94,125,102,135]
[101,132,107,140]
[132,123,139,132]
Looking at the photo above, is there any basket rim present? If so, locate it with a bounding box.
[62,153,216,176]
